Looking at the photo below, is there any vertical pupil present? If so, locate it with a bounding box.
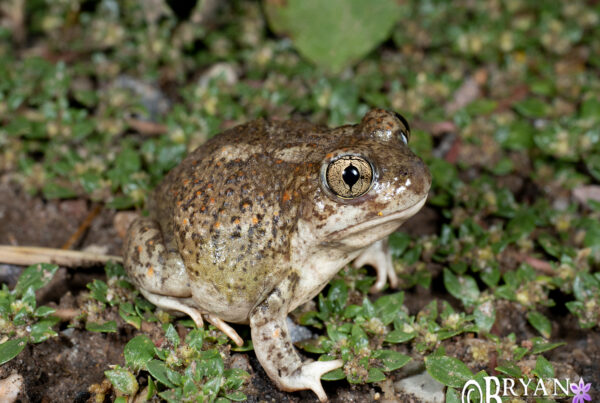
[342,163,360,190]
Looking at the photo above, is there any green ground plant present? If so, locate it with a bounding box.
[1,0,599,400]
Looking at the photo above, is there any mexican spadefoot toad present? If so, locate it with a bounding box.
[123,109,431,401]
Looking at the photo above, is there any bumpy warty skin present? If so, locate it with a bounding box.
[123,109,431,401]
[143,112,428,322]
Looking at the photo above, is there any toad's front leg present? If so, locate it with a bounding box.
[353,238,398,293]
[249,275,343,402]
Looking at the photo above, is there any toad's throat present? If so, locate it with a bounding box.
[327,195,428,242]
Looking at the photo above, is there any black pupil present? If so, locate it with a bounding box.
[342,163,360,190]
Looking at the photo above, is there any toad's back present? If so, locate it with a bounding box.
[149,118,338,312]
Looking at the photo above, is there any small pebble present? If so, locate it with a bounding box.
[0,373,23,403]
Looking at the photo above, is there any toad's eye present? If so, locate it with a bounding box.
[326,156,373,198]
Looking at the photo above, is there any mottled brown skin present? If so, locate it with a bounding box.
[123,109,431,401]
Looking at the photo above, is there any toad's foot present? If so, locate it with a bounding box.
[139,291,244,346]
[250,274,341,402]
[279,360,344,402]
[205,314,243,346]
[353,238,397,293]
[139,289,204,328]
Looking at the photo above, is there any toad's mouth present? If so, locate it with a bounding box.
[328,195,428,244]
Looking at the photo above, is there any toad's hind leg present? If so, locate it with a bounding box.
[123,217,203,328]
[250,274,342,402]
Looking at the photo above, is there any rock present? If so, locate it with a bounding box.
[394,371,445,403]
[0,373,23,403]
[286,317,314,343]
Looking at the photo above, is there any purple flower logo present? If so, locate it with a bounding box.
[571,378,591,403]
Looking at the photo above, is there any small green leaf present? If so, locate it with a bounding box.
[327,279,348,314]
[105,367,139,395]
[15,263,59,296]
[223,368,250,390]
[296,337,327,354]
[586,153,600,181]
[513,98,549,118]
[425,355,473,388]
[385,319,417,344]
[527,311,551,338]
[494,121,534,151]
[534,355,554,379]
[124,335,155,371]
[495,363,522,377]
[197,349,225,378]
[446,387,461,403]
[366,367,386,383]
[185,329,204,351]
[105,261,127,278]
[321,367,345,381]
[225,391,247,401]
[147,360,177,388]
[362,297,376,319]
[537,233,562,258]
[350,324,369,350]
[202,375,222,398]
[87,279,109,304]
[473,301,496,333]
[372,350,411,371]
[42,183,77,199]
[86,320,117,333]
[443,269,480,306]
[530,341,565,354]
[164,324,180,348]
[374,292,404,325]
[30,318,59,343]
[119,303,141,329]
[34,306,56,318]
[0,338,27,365]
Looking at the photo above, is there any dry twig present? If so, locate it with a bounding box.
[0,245,122,268]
